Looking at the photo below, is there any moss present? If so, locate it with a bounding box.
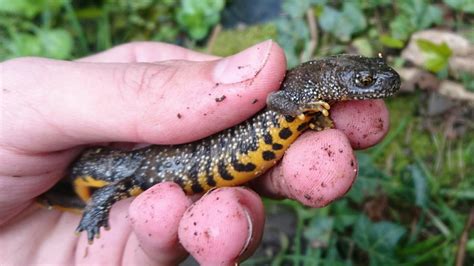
[370,95,473,187]
[209,23,277,56]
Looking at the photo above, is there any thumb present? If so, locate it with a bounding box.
[1,40,286,152]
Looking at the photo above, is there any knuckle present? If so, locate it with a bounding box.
[115,63,179,100]
[116,63,154,98]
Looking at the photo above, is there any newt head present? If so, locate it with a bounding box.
[332,54,401,100]
[267,54,401,116]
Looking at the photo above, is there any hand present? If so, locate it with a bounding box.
[0,41,390,265]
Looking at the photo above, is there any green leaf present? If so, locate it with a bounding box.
[407,165,428,208]
[75,7,103,19]
[416,39,452,57]
[467,239,474,253]
[353,215,406,265]
[5,33,42,57]
[341,2,367,35]
[331,199,359,232]
[304,216,334,248]
[416,39,452,73]
[0,0,43,17]
[363,0,392,8]
[0,0,63,17]
[398,235,444,256]
[443,0,474,13]
[282,0,311,19]
[308,0,327,5]
[318,2,367,42]
[346,153,389,204]
[1,28,69,60]
[352,37,374,57]
[176,0,224,40]
[276,0,312,67]
[379,34,405,49]
[38,29,73,59]
[389,14,413,41]
[460,72,474,92]
[389,0,442,41]
[417,4,443,30]
[318,5,339,34]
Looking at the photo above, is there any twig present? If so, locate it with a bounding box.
[206,24,222,54]
[455,208,474,266]
[301,8,318,61]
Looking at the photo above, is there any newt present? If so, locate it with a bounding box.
[39,54,401,243]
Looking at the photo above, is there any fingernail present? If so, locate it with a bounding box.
[238,207,253,257]
[213,40,273,84]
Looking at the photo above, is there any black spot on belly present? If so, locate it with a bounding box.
[218,162,234,180]
[279,127,292,139]
[232,160,257,172]
[263,133,273,145]
[206,174,216,187]
[285,115,296,123]
[173,177,185,188]
[262,150,276,161]
[297,122,309,131]
[272,143,283,150]
[191,183,204,193]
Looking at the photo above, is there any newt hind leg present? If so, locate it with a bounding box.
[75,177,143,243]
[38,179,86,213]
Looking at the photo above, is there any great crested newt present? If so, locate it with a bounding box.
[39,54,401,243]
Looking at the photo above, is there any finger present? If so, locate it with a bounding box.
[128,182,192,264]
[0,205,80,264]
[1,40,286,152]
[252,129,357,207]
[0,148,78,223]
[331,99,390,149]
[77,41,220,63]
[178,187,265,265]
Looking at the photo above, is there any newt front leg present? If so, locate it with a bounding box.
[76,177,143,243]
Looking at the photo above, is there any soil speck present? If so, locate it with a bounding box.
[215,95,226,102]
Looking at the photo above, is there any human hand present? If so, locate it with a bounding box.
[0,40,390,265]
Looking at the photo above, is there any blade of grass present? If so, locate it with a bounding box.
[433,200,464,233]
[241,256,272,265]
[271,233,290,266]
[370,116,409,159]
[97,2,111,51]
[414,154,437,193]
[63,0,88,55]
[291,207,305,265]
[282,255,319,265]
[41,5,52,29]
[398,240,450,266]
[439,189,474,200]
[425,208,451,238]
[407,210,425,244]
[400,235,444,255]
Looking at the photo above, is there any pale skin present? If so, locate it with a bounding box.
[0,41,390,265]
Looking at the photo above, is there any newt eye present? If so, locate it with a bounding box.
[355,73,375,87]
